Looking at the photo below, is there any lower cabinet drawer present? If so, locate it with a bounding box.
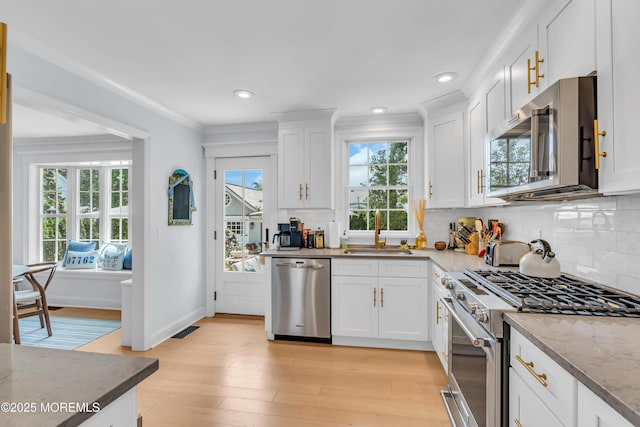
[509,367,565,427]
[332,258,378,276]
[510,329,576,426]
[379,259,428,278]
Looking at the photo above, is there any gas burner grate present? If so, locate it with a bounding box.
[469,269,640,317]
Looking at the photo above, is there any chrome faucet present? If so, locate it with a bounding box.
[374,210,386,249]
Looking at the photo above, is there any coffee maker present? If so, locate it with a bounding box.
[273,217,303,250]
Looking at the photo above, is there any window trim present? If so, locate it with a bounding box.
[29,161,131,263]
[336,126,424,243]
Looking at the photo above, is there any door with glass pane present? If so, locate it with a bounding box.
[215,157,270,315]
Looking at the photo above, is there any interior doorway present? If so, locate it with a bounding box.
[214,156,272,315]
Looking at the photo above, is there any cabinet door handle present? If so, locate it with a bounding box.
[299,183,303,200]
[514,418,523,427]
[593,119,608,170]
[373,288,376,307]
[305,183,309,200]
[477,170,482,194]
[534,50,544,88]
[515,354,548,388]
[381,288,384,308]
[527,58,535,94]
[436,300,441,324]
[428,181,433,199]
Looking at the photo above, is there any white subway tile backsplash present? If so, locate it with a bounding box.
[616,231,640,256]
[617,195,640,210]
[423,193,640,293]
[618,274,640,295]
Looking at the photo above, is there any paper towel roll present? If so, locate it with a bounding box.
[326,221,341,248]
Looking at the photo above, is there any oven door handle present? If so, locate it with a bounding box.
[440,297,496,348]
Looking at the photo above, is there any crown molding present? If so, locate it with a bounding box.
[204,121,278,135]
[10,29,204,133]
[460,0,546,97]
[334,112,423,132]
[419,90,468,113]
[14,134,129,146]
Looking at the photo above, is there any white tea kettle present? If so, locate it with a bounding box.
[519,239,561,278]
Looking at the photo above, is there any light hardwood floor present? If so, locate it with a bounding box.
[55,308,450,426]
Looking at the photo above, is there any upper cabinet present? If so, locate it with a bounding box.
[467,95,504,207]
[426,110,465,208]
[505,25,539,117]
[538,0,596,87]
[595,0,640,194]
[502,0,597,119]
[278,111,336,209]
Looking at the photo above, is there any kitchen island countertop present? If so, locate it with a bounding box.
[505,313,640,426]
[0,344,158,426]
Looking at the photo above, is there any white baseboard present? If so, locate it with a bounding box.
[149,307,207,349]
[47,296,121,310]
[331,335,433,351]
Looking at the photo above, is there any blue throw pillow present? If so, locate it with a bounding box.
[98,242,127,270]
[64,250,99,269]
[62,240,97,266]
[123,248,133,270]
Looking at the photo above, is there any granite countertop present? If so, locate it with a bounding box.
[505,313,640,426]
[261,247,507,272]
[0,344,158,426]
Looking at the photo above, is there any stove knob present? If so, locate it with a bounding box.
[441,277,454,289]
[455,290,465,301]
[469,303,479,314]
[475,309,489,323]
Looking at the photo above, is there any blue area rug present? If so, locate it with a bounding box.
[18,316,121,350]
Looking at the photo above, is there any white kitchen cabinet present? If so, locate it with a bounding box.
[378,277,428,341]
[430,262,448,372]
[332,259,429,347]
[331,275,378,338]
[509,327,634,427]
[509,367,564,427]
[595,0,640,195]
[278,119,334,208]
[485,64,507,135]
[510,328,576,426]
[505,26,539,116]
[538,0,596,88]
[577,382,634,427]
[467,97,486,207]
[467,96,504,207]
[426,111,465,208]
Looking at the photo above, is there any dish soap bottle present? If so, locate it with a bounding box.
[340,231,348,249]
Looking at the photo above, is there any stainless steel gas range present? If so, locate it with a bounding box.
[440,269,640,427]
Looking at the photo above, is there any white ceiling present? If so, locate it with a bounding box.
[2,0,528,134]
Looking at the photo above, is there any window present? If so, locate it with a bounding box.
[226,221,244,237]
[348,140,409,232]
[38,165,131,262]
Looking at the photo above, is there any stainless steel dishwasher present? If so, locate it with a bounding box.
[272,258,331,342]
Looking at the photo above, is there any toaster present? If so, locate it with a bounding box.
[485,240,530,266]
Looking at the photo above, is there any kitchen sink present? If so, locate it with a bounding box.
[342,248,413,255]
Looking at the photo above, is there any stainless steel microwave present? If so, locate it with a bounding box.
[486,76,598,201]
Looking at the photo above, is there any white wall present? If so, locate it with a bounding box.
[423,194,640,295]
[8,45,207,349]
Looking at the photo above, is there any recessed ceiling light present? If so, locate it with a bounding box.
[434,72,458,84]
[369,107,388,114]
[234,89,254,99]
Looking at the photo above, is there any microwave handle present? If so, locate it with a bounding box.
[530,106,551,179]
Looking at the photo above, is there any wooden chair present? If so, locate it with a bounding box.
[12,263,57,345]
